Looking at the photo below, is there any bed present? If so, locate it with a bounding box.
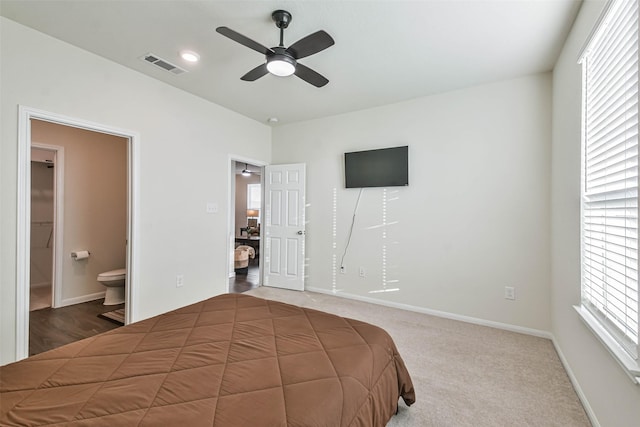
[1,293,415,426]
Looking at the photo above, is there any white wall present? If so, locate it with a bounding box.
[551,1,640,426]
[272,74,552,331]
[0,17,271,364]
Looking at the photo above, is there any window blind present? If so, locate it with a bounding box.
[247,183,261,210]
[581,0,639,359]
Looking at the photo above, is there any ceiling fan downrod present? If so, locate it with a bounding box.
[272,10,292,47]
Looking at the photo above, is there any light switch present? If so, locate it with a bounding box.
[206,202,218,214]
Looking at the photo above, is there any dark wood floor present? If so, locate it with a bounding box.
[229,263,260,293]
[29,300,124,356]
[29,264,261,357]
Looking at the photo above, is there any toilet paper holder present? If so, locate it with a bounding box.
[70,250,91,260]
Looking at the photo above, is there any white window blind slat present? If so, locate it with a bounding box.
[587,144,638,179]
[589,54,637,106]
[586,91,638,145]
[585,104,638,167]
[589,27,637,84]
[589,0,636,71]
[581,0,639,360]
[589,57,637,106]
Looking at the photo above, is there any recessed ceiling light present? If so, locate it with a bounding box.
[180,50,200,63]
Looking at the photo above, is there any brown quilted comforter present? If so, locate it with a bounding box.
[1,293,415,426]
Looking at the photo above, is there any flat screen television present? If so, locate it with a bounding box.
[344,146,409,188]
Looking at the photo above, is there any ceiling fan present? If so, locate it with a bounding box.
[216,10,334,87]
[241,163,253,176]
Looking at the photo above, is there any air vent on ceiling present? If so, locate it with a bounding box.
[140,53,187,75]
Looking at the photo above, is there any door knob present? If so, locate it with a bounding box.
[297,230,305,235]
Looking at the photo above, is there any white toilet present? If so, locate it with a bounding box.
[97,268,126,305]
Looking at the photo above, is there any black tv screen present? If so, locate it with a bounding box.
[344,146,409,188]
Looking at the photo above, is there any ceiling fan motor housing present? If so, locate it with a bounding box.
[268,47,296,66]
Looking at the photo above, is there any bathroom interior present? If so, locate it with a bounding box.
[29,120,128,356]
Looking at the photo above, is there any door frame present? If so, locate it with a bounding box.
[16,105,140,361]
[227,155,266,292]
[30,143,65,309]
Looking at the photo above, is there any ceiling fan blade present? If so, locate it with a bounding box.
[294,63,329,87]
[241,64,269,81]
[286,30,335,59]
[216,26,274,56]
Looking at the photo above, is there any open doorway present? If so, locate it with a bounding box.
[16,106,139,361]
[28,120,128,356]
[229,160,263,293]
[226,160,307,293]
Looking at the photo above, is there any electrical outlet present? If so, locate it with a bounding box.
[340,266,346,274]
[504,286,515,300]
[359,267,366,278]
[176,274,184,288]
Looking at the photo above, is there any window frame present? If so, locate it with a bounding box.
[577,0,640,384]
[247,183,261,224]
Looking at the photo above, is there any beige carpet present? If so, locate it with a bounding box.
[245,287,591,427]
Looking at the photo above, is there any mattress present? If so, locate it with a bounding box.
[1,293,415,426]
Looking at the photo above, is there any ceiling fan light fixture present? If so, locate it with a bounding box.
[241,163,252,176]
[267,55,296,77]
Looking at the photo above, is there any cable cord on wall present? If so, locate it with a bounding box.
[340,187,364,269]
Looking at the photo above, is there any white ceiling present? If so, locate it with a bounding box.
[0,0,582,125]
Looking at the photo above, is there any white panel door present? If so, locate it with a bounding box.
[263,163,306,291]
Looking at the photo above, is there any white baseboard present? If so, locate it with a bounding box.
[305,286,552,339]
[59,291,106,307]
[551,338,600,427]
